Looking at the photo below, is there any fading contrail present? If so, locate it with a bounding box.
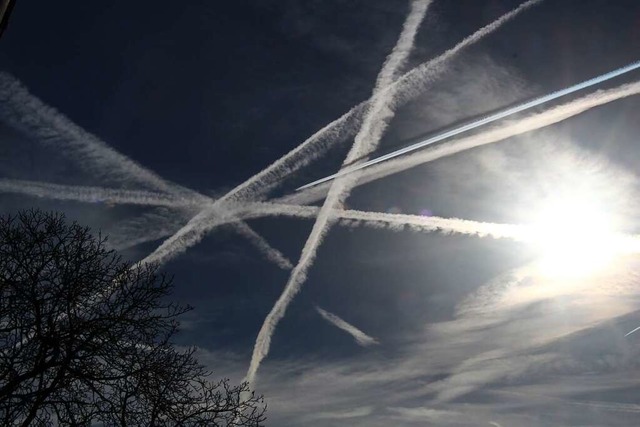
[0,74,291,270]
[0,178,207,208]
[282,80,640,207]
[138,0,541,268]
[0,73,200,198]
[107,207,196,250]
[245,0,432,385]
[316,306,379,347]
[298,59,640,191]
[232,222,293,270]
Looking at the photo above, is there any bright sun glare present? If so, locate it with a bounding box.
[530,196,621,279]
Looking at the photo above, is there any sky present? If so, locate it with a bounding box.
[2,0,640,425]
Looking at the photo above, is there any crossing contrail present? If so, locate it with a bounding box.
[124,70,640,264]
[235,202,531,241]
[212,0,541,205]
[0,75,292,270]
[245,0,433,386]
[0,73,201,198]
[281,80,640,207]
[297,60,640,191]
[350,0,432,161]
[138,0,542,269]
[316,306,379,347]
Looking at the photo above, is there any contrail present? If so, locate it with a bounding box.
[214,0,541,205]
[298,59,640,191]
[0,74,291,270]
[350,0,433,160]
[232,222,293,270]
[139,0,541,267]
[282,80,640,207]
[237,202,531,241]
[0,177,295,268]
[245,0,432,385]
[107,208,196,251]
[0,178,207,208]
[316,306,379,347]
[0,73,200,198]
[625,325,640,337]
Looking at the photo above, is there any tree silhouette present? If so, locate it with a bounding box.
[0,209,265,426]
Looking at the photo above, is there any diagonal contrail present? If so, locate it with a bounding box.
[0,73,199,197]
[625,325,640,337]
[298,60,640,191]
[143,0,540,271]
[219,0,542,204]
[0,74,292,269]
[316,306,379,347]
[281,80,640,207]
[245,0,433,386]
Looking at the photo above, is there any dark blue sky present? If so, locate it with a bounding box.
[2,1,640,425]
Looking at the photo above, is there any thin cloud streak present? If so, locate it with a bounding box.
[245,0,432,385]
[316,306,379,347]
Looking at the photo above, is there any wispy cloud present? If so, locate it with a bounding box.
[316,306,379,347]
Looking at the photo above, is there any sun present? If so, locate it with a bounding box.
[529,195,622,279]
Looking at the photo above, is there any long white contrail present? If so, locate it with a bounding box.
[139,0,541,268]
[0,178,207,208]
[214,0,541,205]
[316,306,379,347]
[350,0,432,160]
[298,59,640,191]
[245,0,432,385]
[113,200,533,254]
[237,203,531,241]
[282,80,640,207]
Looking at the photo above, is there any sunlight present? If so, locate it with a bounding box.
[530,195,621,279]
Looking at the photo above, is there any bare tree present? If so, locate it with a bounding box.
[0,209,265,426]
